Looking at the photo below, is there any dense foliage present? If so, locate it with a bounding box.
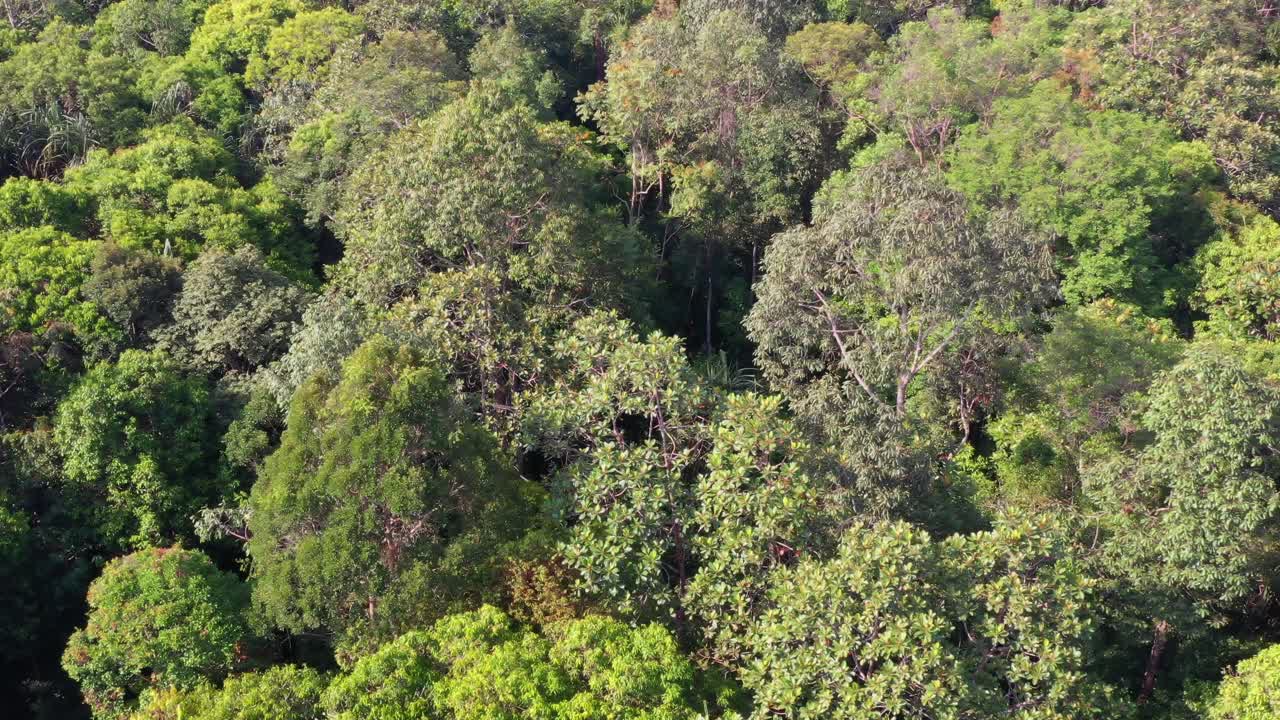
[2,1,1279,719]
[61,547,251,719]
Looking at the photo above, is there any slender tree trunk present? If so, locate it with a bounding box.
[704,274,713,356]
[1138,619,1171,703]
[751,239,759,286]
[593,30,606,83]
[671,519,689,635]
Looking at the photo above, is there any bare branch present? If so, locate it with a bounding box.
[813,289,890,412]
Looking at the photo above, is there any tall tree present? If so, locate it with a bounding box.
[1083,345,1280,701]
[333,83,650,420]
[54,349,226,547]
[243,7,365,90]
[1192,205,1280,341]
[256,28,465,226]
[136,665,329,720]
[746,156,1055,508]
[1065,0,1280,204]
[1209,644,1280,720]
[0,226,116,352]
[81,243,182,349]
[520,312,849,636]
[985,300,1184,509]
[947,81,1217,311]
[65,119,313,276]
[62,548,251,720]
[323,605,737,720]
[159,245,311,375]
[247,336,533,645]
[579,6,825,354]
[0,20,146,177]
[738,516,1126,719]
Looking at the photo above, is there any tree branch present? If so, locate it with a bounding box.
[813,289,890,412]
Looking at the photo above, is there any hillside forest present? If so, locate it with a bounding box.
[4,0,1280,718]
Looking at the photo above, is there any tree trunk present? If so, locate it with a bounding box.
[1138,619,1171,703]
[704,274,713,356]
[593,30,606,84]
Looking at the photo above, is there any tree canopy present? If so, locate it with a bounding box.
[62,547,251,720]
[246,336,533,644]
[3,2,1280,719]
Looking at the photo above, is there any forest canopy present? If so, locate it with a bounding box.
[3,1,1280,719]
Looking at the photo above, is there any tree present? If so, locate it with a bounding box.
[247,336,533,643]
[579,7,826,354]
[333,84,650,418]
[947,81,1218,310]
[685,393,846,661]
[738,517,1124,719]
[82,244,183,349]
[681,0,817,37]
[1209,644,1280,720]
[0,426,102,714]
[0,0,59,32]
[0,324,83,430]
[580,6,821,230]
[574,0,654,83]
[219,381,286,479]
[1065,0,1280,203]
[1192,205,1280,341]
[0,496,34,666]
[1083,345,1280,701]
[65,119,313,275]
[520,312,848,635]
[258,28,465,226]
[62,548,251,720]
[0,226,116,349]
[323,605,735,720]
[91,0,214,57]
[258,290,367,409]
[243,8,365,90]
[186,0,301,73]
[783,20,883,99]
[985,300,1184,508]
[519,313,712,621]
[333,83,643,308]
[54,349,226,547]
[466,23,562,114]
[160,245,311,375]
[862,7,1066,163]
[137,53,253,137]
[170,665,329,720]
[0,20,146,177]
[822,0,988,32]
[0,176,89,232]
[751,157,1054,418]
[746,156,1055,507]
[1088,345,1280,604]
[96,0,253,134]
